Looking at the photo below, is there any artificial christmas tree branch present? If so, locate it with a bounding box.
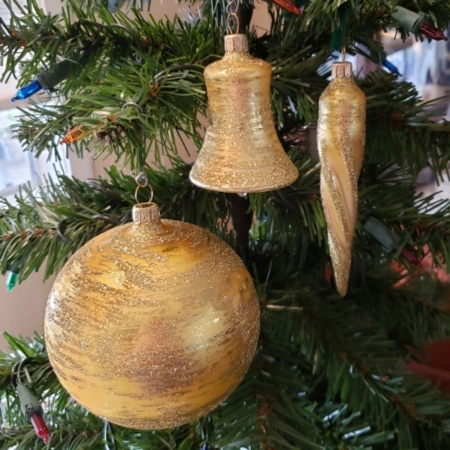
[294,291,450,434]
[3,0,450,446]
[362,271,450,346]
[5,1,450,173]
[0,166,231,282]
[2,159,450,289]
[228,194,253,259]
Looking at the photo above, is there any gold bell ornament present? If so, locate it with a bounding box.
[318,60,366,297]
[189,31,298,193]
[45,177,260,430]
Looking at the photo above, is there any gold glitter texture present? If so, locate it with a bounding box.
[45,202,260,429]
[189,34,298,193]
[318,62,366,297]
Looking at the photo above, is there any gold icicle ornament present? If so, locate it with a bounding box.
[189,33,298,193]
[318,61,366,297]
[45,191,260,430]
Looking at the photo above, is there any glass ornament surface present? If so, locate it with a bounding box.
[190,34,298,193]
[45,203,260,429]
[318,62,366,297]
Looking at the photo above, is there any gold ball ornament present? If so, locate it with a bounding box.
[45,202,260,429]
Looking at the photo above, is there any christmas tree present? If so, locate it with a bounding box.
[2,0,450,448]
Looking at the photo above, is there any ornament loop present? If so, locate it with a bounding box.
[226,12,240,34]
[135,172,148,187]
[341,47,346,62]
[134,172,154,205]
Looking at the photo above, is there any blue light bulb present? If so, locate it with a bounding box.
[383,59,402,77]
[11,80,42,102]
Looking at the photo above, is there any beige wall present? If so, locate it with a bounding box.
[0,273,55,349]
[0,0,270,351]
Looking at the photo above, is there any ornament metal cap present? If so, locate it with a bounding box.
[224,34,249,53]
[332,62,353,79]
[132,202,161,224]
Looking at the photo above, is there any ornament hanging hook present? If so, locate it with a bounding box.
[341,46,346,62]
[134,172,154,205]
[226,0,241,34]
[226,0,240,15]
[227,12,240,34]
